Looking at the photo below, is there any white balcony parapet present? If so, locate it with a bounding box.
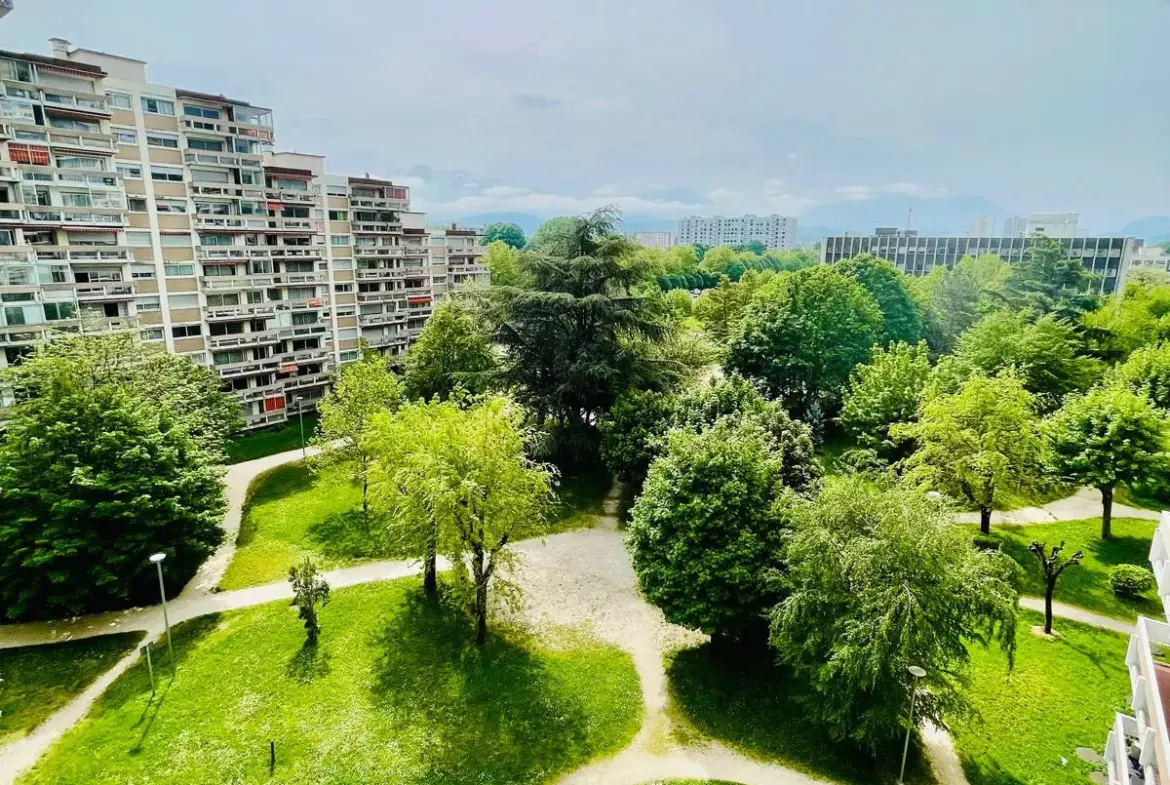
[1149,512,1170,619]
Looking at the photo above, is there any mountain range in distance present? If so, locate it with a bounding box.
[437,199,1170,247]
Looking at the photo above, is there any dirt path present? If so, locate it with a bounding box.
[954,487,1160,526]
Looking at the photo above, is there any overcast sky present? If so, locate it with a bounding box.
[4,0,1167,229]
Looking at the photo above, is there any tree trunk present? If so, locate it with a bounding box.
[474,579,488,646]
[361,475,369,526]
[423,548,437,595]
[1044,582,1055,635]
[979,506,992,535]
[1101,486,1114,540]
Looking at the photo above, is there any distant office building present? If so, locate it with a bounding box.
[676,214,797,249]
[821,229,1140,295]
[1003,213,1079,239]
[1131,246,1170,270]
[969,215,996,237]
[629,231,676,250]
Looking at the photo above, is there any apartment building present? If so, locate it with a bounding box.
[429,224,489,302]
[1104,511,1170,785]
[821,229,1139,295]
[1003,212,1080,239]
[629,230,676,250]
[677,214,798,249]
[0,40,484,428]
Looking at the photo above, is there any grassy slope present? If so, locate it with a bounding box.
[221,461,613,591]
[0,633,141,746]
[666,643,936,785]
[971,517,1160,621]
[952,610,1129,785]
[21,581,642,785]
[225,415,319,464]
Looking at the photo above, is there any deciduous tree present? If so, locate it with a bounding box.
[839,341,932,461]
[0,333,234,621]
[1045,384,1169,538]
[895,372,1044,534]
[481,221,526,249]
[403,300,497,402]
[289,558,331,645]
[726,265,882,419]
[770,479,1018,750]
[1029,541,1082,635]
[1110,342,1170,411]
[1006,235,1099,319]
[836,253,922,345]
[484,240,526,288]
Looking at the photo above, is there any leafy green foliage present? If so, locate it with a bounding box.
[525,215,578,256]
[403,301,497,401]
[0,333,233,621]
[770,479,1019,750]
[1045,384,1169,536]
[839,341,931,461]
[835,254,922,344]
[288,558,330,645]
[694,270,773,343]
[895,372,1044,532]
[1083,283,1170,362]
[1005,235,1100,318]
[629,419,794,640]
[726,265,882,419]
[371,395,555,644]
[1110,563,1155,598]
[483,240,526,288]
[1110,341,1170,410]
[314,350,402,522]
[480,221,526,249]
[955,311,1100,410]
[598,388,678,483]
[20,581,642,785]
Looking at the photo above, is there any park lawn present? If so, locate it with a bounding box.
[20,580,643,785]
[225,414,318,464]
[970,517,1160,621]
[0,633,141,747]
[952,610,1130,785]
[221,461,614,591]
[666,643,936,785]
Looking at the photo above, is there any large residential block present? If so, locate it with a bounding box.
[0,40,487,427]
[677,214,798,250]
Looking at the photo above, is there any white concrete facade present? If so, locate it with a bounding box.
[676,214,797,249]
[629,231,676,249]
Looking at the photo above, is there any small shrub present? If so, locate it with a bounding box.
[1110,564,1155,598]
[972,535,1001,552]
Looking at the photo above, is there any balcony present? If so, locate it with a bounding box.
[47,131,116,154]
[189,184,266,200]
[75,283,134,300]
[193,215,268,231]
[283,371,332,390]
[23,207,125,227]
[358,311,406,327]
[1119,616,1170,784]
[269,247,324,260]
[264,188,318,204]
[41,92,109,115]
[208,330,281,349]
[352,222,401,234]
[201,274,275,290]
[184,151,264,169]
[35,246,131,263]
[1106,712,1151,785]
[197,247,272,261]
[349,197,407,210]
[1150,513,1170,619]
[216,358,282,379]
[272,272,327,285]
[266,218,320,233]
[205,304,277,321]
[353,246,410,259]
[242,410,289,429]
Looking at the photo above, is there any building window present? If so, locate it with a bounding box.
[183,105,220,119]
[61,192,91,207]
[106,92,133,109]
[48,117,99,133]
[164,263,195,276]
[334,283,354,293]
[206,293,240,307]
[292,311,318,325]
[137,296,160,311]
[141,97,175,116]
[130,265,156,279]
[340,349,359,362]
[114,129,137,145]
[55,156,104,171]
[127,197,148,213]
[328,210,348,221]
[146,133,179,149]
[213,350,244,365]
[186,137,223,151]
[42,301,77,321]
[329,235,350,246]
[116,164,143,180]
[8,144,51,166]
[155,199,187,214]
[199,234,233,246]
[172,324,202,338]
[150,166,184,182]
[126,231,152,247]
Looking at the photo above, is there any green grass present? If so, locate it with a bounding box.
[219,461,389,590]
[666,643,936,785]
[225,414,319,464]
[971,517,1160,621]
[221,461,613,591]
[952,610,1129,785]
[21,580,642,785]
[0,633,141,746]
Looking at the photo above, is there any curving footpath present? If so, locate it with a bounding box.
[0,458,1148,785]
[954,488,1160,526]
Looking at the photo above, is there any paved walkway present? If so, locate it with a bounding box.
[1018,596,1135,635]
[2,466,1155,785]
[955,487,1161,526]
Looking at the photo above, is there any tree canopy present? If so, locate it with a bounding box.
[770,479,1019,750]
[1110,342,1170,411]
[1005,235,1099,319]
[404,300,497,401]
[483,240,526,288]
[838,341,932,461]
[726,265,882,420]
[835,254,922,345]
[0,333,235,621]
[480,221,526,249]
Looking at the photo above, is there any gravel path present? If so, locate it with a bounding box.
[1017,596,1135,635]
[954,488,1160,525]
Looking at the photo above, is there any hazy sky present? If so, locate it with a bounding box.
[4,0,1168,229]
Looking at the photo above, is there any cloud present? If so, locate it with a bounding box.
[592,184,620,196]
[707,187,744,202]
[428,185,702,218]
[510,93,563,110]
[787,151,801,161]
[835,182,940,200]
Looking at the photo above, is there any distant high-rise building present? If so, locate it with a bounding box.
[969,215,996,237]
[676,214,797,249]
[1003,213,1079,239]
[628,231,676,250]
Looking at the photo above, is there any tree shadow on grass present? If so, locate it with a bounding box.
[667,643,935,785]
[368,589,590,785]
[307,508,392,560]
[959,751,1031,785]
[285,640,331,684]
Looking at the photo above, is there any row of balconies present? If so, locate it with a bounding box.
[183,151,264,169]
[351,222,401,234]
[348,197,408,210]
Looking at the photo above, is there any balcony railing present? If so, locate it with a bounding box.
[23,208,125,227]
[48,131,116,153]
[184,151,263,169]
[352,222,402,234]
[242,410,289,429]
[264,188,318,203]
[75,283,134,300]
[36,246,131,263]
[357,311,407,327]
[201,275,275,290]
[208,330,281,349]
[198,247,272,261]
[266,218,320,232]
[269,247,323,259]
[193,215,268,231]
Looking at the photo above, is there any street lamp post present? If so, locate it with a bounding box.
[149,552,175,673]
[898,665,927,784]
[296,395,306,459]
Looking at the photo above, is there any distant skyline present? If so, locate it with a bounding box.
[4,0,1168,232]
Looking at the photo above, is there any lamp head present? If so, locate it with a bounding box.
[908,665,927,679]
[149,552,166,564]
